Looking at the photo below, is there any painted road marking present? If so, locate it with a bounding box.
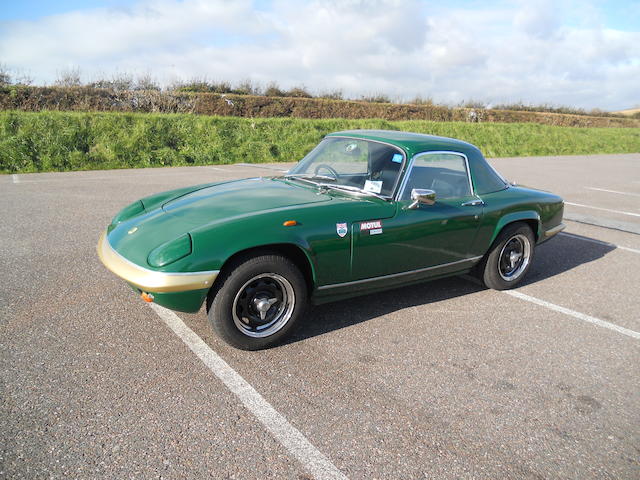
[12,174,20,184]
[460,275,640,340]
[149,304,348,480]
[236,163,289,172]
[560,231,640,254]
[564,213,640,235]
[565,202,640,218]
[8,171,223,183]
[505,290,640,340]
[586,187,640,198]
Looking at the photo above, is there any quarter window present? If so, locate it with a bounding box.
[401,153,471,201]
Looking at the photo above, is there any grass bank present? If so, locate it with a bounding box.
[1,110,638,173]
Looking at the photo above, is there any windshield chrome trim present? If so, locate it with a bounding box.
[314,135,408,200]
[395,150,476,202]
[317,255,483,291]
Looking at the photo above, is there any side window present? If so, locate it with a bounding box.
[401,153,471,201]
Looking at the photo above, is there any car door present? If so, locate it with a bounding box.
[351,152,483,280]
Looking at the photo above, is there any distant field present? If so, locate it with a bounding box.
[1,111,639,173]
[613,108,640,117]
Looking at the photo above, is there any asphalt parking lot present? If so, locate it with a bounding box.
[1,153,639,479]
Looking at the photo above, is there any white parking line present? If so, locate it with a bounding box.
[565,202,640,218]
[12,174,20,184]
[586,187,640,197]
[505,291,640,340]
[460,275,640,340]
[560,231,640,254]
[236,163,289,172]
[149,304,348,480]
[9,171,220,183]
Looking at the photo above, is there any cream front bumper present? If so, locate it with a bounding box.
[97,231,219,293]
[543,223,566,239]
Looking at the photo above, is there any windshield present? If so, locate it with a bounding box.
[287,137,405,198]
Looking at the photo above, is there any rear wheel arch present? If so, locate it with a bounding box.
[501,218,538,241]
[491,211,540,245]
[479,221,536,290]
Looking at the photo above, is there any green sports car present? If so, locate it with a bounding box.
[98,130,565,349]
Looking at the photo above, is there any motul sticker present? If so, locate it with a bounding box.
[336,222,348,238]
[360,220,383,235]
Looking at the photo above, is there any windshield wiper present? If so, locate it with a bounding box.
[284,173,337,182]
[316,183,387,200]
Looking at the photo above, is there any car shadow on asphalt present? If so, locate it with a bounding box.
[285,232,615,345]
[517,232,616,287]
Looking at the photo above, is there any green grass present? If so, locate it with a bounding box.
[1,111,638,173]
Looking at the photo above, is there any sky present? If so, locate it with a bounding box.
[0,0,638,110]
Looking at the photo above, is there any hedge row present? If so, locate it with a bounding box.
[2,111,639,173]
[1,86,639,128]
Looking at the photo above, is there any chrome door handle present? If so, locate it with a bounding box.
[461,199,484,207]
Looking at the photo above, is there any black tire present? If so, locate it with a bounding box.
[207,253,307,350]
[479,223,535,290]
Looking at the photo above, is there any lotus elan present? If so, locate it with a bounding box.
[98,130,565,349]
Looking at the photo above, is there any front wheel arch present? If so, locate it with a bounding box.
[207,253,308,350]
[206,243,315,312]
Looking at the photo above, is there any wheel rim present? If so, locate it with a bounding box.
[498,233,531,281]
[232,273,295,338]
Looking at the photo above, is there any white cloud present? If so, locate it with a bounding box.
[514,0,562,39]
[0,0,638,110]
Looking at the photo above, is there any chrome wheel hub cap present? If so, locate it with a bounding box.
[253,296,279,321]
[509,250,523,268]
[498,234,531,281]
[232,273,295,338]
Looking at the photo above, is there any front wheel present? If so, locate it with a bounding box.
[479,223,535,290]
[208,254,307,350]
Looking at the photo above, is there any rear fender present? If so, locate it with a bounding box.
[490,210,541,245]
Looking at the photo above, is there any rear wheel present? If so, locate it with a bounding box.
[480,223,535,290]
[208,254,307,350]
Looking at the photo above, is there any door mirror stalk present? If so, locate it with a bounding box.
[408,189,436,209]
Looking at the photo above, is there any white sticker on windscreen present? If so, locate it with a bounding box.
[363,180,383,194]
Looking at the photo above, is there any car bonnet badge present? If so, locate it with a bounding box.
[336,222,348,238]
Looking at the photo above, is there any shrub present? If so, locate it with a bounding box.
[55,67,82,87]
[286,86,312,98]
[317,90,344,100]
[360,94,392,103]
[264,82,286,97]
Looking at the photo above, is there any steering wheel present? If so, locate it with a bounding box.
[314,164,339,181]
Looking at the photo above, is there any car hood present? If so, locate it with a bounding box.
[161,177,331,225]
[107,177,333,267]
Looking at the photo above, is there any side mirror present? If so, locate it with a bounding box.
[408,188,436,209]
